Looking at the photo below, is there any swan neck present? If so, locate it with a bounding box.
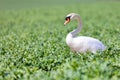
[71,17,82,36]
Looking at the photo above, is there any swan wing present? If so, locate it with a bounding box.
[72,36,106,53]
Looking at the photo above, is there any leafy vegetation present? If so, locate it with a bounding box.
[0,0,120,80]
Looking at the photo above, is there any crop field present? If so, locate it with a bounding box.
[0,0,120,80]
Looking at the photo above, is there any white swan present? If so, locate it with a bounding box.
[64,13,106,53]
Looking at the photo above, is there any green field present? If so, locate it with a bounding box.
[0,0,120,80]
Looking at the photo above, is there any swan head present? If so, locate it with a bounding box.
[64,13,80,25]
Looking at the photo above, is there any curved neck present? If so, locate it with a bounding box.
[70,17,82,37]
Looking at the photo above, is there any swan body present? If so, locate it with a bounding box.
[64,13,106,53]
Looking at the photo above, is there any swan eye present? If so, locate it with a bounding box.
[65,16,71,21]
[64,16,71,25]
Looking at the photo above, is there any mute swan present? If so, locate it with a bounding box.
[64,13,106,53]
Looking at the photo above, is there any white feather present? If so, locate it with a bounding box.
[64,13,106,53]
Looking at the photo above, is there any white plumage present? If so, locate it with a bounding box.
[64,13,106,53]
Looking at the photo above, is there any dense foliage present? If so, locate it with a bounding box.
[0,0,120,80]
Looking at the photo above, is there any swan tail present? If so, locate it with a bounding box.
[101,45,106,51]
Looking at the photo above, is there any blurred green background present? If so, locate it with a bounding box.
[0,0,120,80]
[0,0,116,9]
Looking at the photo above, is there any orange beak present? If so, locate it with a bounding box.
[64,19,70,26]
